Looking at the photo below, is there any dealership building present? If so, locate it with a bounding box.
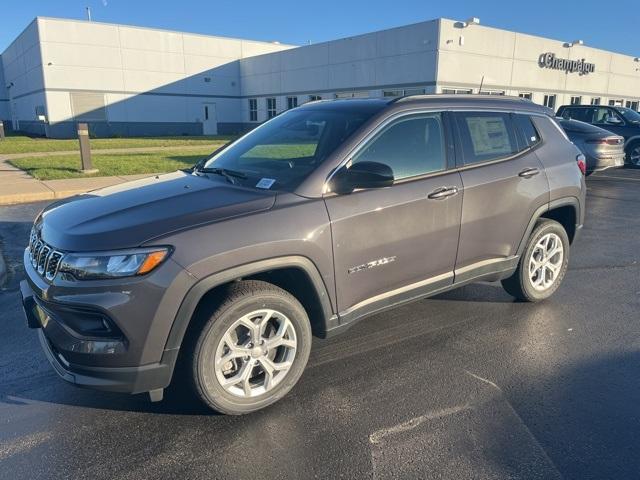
[1,16,639,138]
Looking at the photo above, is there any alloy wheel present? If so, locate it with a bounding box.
[630,145,640,166]
[528,233,564,291]
[214,309,297,398]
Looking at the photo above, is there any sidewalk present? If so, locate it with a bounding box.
[0,157,156,206]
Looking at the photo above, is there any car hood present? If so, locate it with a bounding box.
[40,171,277,251]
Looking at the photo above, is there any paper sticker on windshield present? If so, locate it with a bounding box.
[256,178,276,189]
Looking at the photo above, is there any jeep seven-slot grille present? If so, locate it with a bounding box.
[28,228,64,281]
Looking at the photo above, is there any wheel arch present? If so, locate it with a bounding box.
[164,256,337,354]
[516,197,581,256]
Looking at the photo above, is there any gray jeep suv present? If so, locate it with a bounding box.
[21,95,586,414]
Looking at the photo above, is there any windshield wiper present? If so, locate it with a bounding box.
[194,166,247,184]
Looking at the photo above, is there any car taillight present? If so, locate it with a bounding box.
[586,137,623,145]
[576,153,586,175]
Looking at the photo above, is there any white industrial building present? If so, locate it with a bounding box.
[1,16,639,138]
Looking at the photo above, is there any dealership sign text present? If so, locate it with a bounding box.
[538,53,595,76]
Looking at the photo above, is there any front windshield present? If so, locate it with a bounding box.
[618,107,640,123]
[201,108,377,191]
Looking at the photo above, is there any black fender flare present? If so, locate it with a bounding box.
[516,197,581,257]
[163,255,335,353]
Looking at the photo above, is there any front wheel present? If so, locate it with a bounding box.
[502,219,570,302]
[185,280,312,415]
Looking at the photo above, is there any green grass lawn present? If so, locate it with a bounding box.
[0,134,233,155]
[9,149,215,180]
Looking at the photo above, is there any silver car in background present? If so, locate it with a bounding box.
[558,118,625,174]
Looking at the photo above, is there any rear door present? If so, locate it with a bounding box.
[325,111,463,313]
[452,111,549,279]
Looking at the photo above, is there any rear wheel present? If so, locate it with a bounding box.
[184,280,312,414]
[626,140,640,167]
[502,219,570,302]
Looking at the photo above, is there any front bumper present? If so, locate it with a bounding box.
[20,280,178,393]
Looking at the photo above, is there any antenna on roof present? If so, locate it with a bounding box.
[86,6,92,21]
[478,75,485,94]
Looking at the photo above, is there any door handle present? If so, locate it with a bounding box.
[428,186,459,200]
[519,167,540,178]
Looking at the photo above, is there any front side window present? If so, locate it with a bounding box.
[593,107,624,125]
[455,112,518,165]
[352,113,446,180]
[266,98,277,118]
[203,108,380,191]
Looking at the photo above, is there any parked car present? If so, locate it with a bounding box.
[21,95,586,414]
[557,118,625,174]
[557,104,640,166]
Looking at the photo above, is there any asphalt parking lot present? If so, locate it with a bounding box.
[0,169,639,480]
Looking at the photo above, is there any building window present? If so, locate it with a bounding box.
[266,98,277,118]
[631,101,639,111]
[308,95,322,102]
[543,94,557,110]
[383,88,426,98]
[570,96,582,105]
[249,99,257,122]
[590,97,601,105]
[479,90,505,96]
[609,99,623,107]
[335,91,369,99]
[519,92,532,100]
[442,88,473,94]
[287,96,298,109]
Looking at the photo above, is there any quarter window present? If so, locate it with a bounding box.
[249,99,258,122]
[514,114,541,149]
[454,112,519,165]
[266,98,277,119]
[352,113,446,180]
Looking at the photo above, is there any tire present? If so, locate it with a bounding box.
[502,219,570,302]
[183,280,312,415]
[626,140,640,167]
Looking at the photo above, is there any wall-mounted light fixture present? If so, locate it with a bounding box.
[564,39,585,48]
[454,17,480,28]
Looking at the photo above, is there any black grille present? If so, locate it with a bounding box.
[28,227,64,281]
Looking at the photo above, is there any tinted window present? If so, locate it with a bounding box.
[514,114,541,148]
[352,113,446,179]
[455,112,518,165]
[593,107,623,125]
[560,107,592,122]
[559,119,608,134]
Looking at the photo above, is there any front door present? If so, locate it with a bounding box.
[325,112,463,315]
[202,103,218,135]
[452,111,549,275]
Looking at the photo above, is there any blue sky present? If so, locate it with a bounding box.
[2,0,639,56]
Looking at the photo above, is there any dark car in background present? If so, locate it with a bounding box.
[557,118,625,174]
[557,104,640,166]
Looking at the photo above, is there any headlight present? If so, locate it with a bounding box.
[59,247,171,280]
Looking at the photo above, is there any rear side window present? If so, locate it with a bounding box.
[513,114,541,148]
[560,107,592,122]
[352,113,446,180]
[454,112,518,165]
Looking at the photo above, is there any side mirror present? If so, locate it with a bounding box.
[330,161,394,194]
